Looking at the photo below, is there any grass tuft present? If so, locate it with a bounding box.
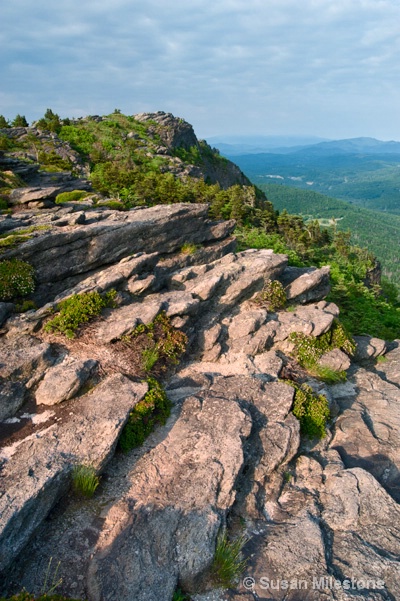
[71,464,100,498]
[211,531,248,588]
[118,378,172,452]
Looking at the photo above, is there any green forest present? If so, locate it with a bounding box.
[229,150,400,214]
[259,183,400,288]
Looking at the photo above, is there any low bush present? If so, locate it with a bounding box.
[211,531,248,588]
[72,464,100,498]
[118,378,172,452]
[252,278,286,311]
[289,382,330,439]
[55,190,88,204]
[289,320,355,380]
[307,363,347,384]
[44,289,117,338]
[15,299,37,313]
[116,312,187,377]
[37,151,72,172]
[0,259,35,301]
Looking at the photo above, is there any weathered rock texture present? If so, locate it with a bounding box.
[0,203,399,601]
[0,374,147,574]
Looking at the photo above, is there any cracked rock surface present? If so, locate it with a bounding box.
[1,204,399,600]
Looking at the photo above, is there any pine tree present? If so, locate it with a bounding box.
[11,114,28,127]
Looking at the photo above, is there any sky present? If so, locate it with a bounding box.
[1,0,400,141]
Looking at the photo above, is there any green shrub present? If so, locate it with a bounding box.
[37,151,72,172]
[290,383,330,439]
[211,531,248,588]
[307,363,347,384]
[141,346,160,372]
[0,134,11,150]
[117,311,187,376]
[36,109,62,134]
[44,289,117,338]
[0,115,10,128]
[15,299,37,313]
[118,377,172,452]
[55,190,88,204]
[11,114,28,127]
[72,464,100,498]
[252,278,286,311]
[289,320,355,379]
[0,259,35,301]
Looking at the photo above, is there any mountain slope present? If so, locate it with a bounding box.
[1,110,399,339]
[222,143,400,214]
[260,183,400,287]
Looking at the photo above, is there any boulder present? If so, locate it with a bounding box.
[280,265,331,304]
[94,300,162,343]
[353,335,387,361]
[319,348,351,371]
[331,367,400,501]
[0,303,14,327]
[35,356,98,405]
[0,336,56,383]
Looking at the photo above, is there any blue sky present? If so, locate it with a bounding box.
[1,0,400,140]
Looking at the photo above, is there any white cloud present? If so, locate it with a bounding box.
[1,0,400,138]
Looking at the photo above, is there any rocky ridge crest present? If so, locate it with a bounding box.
[0,111,249,211]
[0,198,399,600]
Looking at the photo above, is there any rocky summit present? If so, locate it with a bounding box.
[0,113,399,601]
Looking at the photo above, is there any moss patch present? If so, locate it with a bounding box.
[55,190,88,204]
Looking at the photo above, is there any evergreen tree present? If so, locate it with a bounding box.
[36,108,61,133]
[0,115,10,128]
[11,114,28,127]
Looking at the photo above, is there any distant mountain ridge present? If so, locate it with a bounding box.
[206,134,329,155]
[294,136,400,156]
[209,135,400,156]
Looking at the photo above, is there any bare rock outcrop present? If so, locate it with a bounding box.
[1,204,235,304]
[280,265,331,304]
[87,389,252,601]
[0,374,147,574]
[1,203,399,601]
